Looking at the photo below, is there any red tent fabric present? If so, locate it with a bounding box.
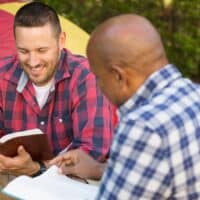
[0,9,16,58]
[0,0,17,2]
[0,0,26,2]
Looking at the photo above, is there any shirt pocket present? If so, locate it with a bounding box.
[52,115,73,141]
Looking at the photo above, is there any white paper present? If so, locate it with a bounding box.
[3,166,98,200]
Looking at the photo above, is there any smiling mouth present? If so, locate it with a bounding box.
[29,65,44,75]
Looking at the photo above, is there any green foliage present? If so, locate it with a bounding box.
[39,0,200,81]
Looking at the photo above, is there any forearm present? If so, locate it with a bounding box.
[72,72,113,160]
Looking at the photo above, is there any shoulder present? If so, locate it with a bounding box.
[119,97,171,139]
[0,55,22,84]
[63,49,89,69]
[0,55,18,75]
[63,49,94,81]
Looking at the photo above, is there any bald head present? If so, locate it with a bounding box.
[86,14,169,106]
[87,14,168,76]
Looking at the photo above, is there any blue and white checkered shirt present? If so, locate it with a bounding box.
[96,64,200,199]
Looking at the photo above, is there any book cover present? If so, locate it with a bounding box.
[0,129,53,161]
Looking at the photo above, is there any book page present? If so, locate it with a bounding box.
[3,166,98,200]
[0,128,43,143]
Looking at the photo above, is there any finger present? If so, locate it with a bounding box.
[61,151,77,164]
[49,155,64,165]
[51,159,63,168]
[43,160,51,168]
[50,153,73,165]
[56,161,63,168]
[63,159,72,165]
[0,154,8,162]
[0,154,14,168]
[0,156,19,173]
[0,162,7,172]
[60,163,75,176]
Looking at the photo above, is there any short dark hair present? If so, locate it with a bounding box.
[14,2,61,38]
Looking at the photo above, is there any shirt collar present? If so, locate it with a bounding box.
[118,64,182,117]
[16,71,29,93]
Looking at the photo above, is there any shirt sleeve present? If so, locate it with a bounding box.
[0,86,5,137]
[71,64,114,161]
[96,120,171,199]
[0,65,5,137]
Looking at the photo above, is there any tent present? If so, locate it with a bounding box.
[0,1,89,58]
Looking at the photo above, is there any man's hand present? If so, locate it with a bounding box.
[0,145,40,176]
[50,149,106,180]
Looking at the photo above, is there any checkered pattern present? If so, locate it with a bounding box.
[96,64,200,199]
[0,49,113,160]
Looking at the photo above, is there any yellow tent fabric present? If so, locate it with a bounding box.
[0,2,89,56]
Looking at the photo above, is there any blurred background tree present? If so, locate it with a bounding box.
[39,0,200,81]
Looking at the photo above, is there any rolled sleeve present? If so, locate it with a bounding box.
[71,67,113,160]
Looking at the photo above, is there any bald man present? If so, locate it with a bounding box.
[51,14,200,199]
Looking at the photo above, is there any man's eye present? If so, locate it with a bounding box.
[38,48,47,53]
[19,50,28,54]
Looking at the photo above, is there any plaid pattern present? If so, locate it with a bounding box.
[97,64,200,199]
[0,49,113,160]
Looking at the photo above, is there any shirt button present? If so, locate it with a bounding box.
[40,121,45,125]
[59,118,63,123]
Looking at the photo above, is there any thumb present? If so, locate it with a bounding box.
[17,145,27,156]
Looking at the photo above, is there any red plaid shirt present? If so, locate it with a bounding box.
[0,49,113,160]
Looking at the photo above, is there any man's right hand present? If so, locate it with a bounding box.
[0,145,40,176]
[50,149,106,180]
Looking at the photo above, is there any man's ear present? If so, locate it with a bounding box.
[111,65,128,87]
[59,32,66,50]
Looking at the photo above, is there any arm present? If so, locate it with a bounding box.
[0,85,5,137]
[71,61,114,160]
[0,58,44,177]
[50,149,106,180]
[0,94,44,176]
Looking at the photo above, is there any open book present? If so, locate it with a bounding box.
[0,128,53,160]
[2,165,98,200]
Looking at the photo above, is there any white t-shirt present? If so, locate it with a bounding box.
[32,79,54,109]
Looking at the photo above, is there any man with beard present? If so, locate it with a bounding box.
[0,2,113,184]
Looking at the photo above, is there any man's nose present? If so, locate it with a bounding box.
[27,52,40,67]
